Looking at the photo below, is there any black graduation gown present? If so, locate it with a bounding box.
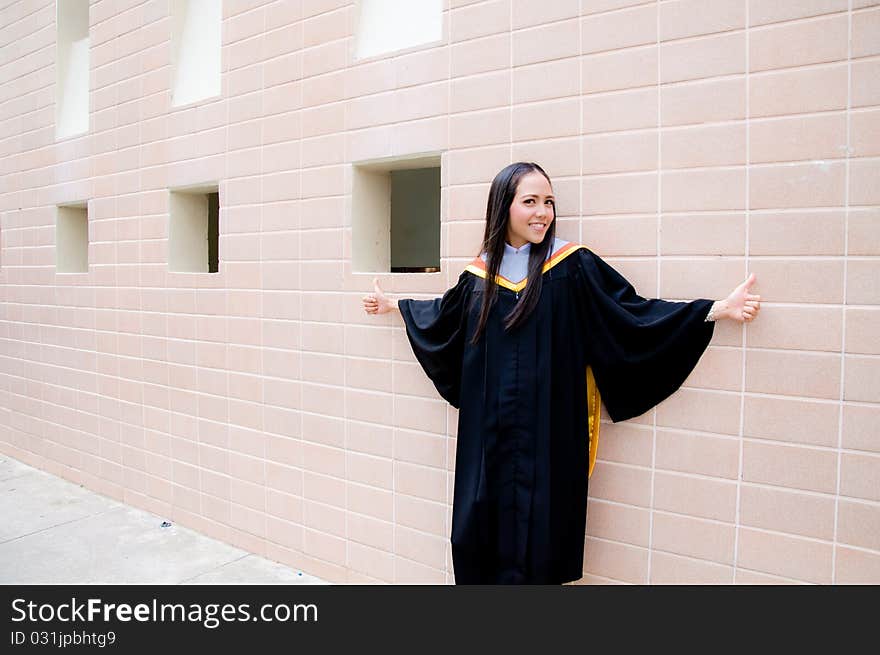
[398,243,715,584]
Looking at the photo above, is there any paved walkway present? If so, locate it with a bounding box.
[0,454,326,585]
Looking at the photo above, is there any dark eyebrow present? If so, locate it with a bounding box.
[521,193,555,199]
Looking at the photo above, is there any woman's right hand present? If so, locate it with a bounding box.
[363,278,396,315]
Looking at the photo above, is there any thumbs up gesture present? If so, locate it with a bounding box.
[363,278,396,315]
[723,272,761,323]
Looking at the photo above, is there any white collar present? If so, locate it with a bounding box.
[504,241,531,255]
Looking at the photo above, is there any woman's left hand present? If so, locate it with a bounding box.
[723,272,761,323]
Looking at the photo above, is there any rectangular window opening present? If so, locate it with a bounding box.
[169,186,220,273]
[354,0,442,60]
[56,0,90,139]
[171,0,222,107]
[352,155,441,274]
[56,202,89,273]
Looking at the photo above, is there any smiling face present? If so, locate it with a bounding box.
[506,171,555,249]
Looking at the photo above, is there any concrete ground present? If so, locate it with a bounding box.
[0,454,327,585]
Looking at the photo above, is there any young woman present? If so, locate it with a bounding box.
[362,162,761,584]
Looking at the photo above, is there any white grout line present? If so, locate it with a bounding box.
[732,0,750,582]
[831,0,854,586]
[646,0,661,585]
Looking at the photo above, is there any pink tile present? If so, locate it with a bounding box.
[750,14,848,72]
[737,527,832,584]
[844,355,880,403]
[348,511,393,552]
[842,403,880,454]
[266,487,301,523]
[742,440,837,494]
[743,395,839,448]
[749,0,847,27]
[348,541,394,582]
[852,5,880,57]
[513,18,579,66]
[450,0,510,42]
[835,546,880,584]
[266,516,303,550]
[346,451,392,489]
[662,123,746,169]
[348,481,393,521]
[749,210,845,256]
[303,470,346,507]
[266,460,303,496]
[593,422,653,468]
[393,360,447,398]
[582,3,656,53]
[588,461,652,507]
[583,536,648,584]
[346,388,394,425]
[393,395,448,434]
[450,108,510,149]
[660,0,744,40]
[660,32,745,83]
[661,168,746,212]
[652,511,736,565]
[513,0,578,28]
[394,556,447,584]
[584,130,657,174]
[395,47,449,88]
[656,428,739,479]
[585,87,658,133]
[513,58,580,104]
[582,46,657,94]
[394,524,447,569]
[655,388,742,437]
[751,63,847,118]
[650,551,734,584]
[348,420,393,458]
[850,108,880,157]
[853,58,880,108]
[514,98,580,140]
[734,567,807,585]
[850,160,880,206]
[303,499,346,537]
[740,483,835,540]
[748,305,842,353]
[451,34,510,77]
[395,461,447,503]
[585,499,650,547]
[846,259,880,305]
[583,216,657,256]
[746,350,841,400]
[840,453,880,503]
[750,113,847,164]
[302,527,346,566]
[653,470,738,522]
[230,477,266,512]
[396,493,447,536]
[582,172,657,215]
[394,427,449,469]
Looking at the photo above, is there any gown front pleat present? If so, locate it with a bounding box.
[455,268,568,584]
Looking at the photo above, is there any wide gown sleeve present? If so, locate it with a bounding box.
[398,272,473,409]
[574,248,716,423]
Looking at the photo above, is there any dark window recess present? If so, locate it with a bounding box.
[207,191,218,273]
[390,167,440,273]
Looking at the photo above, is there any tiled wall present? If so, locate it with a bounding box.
[1,0,878,584]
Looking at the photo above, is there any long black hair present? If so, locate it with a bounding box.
[470,162,556,345]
